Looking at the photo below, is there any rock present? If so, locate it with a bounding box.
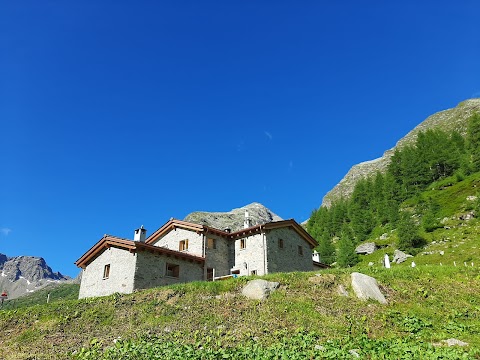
[380,233,388,240]
[0,253,70,300]
[338,284,349,297]
[314,345,325,351]
[439,251,444,256]
[393,250,413,264]
[184,202,282,232]
[368,262,374,266]
[355,242,377,255]
[242,279,279,300]
[433,338,469,347]
[459,212,475,221]
[349,349,360,358]
[308,274,335,287]
[350,272,387,304]
[467,195,477,201]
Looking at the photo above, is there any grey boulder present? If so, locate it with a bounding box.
[351,272,387,304]
[242,279,279,300]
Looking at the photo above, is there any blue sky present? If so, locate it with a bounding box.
[1,1,479,277]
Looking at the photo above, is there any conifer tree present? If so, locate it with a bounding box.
[336,223,358,267]
[316,229,336,265]
[397,211,425,250]
[467,113,480,172]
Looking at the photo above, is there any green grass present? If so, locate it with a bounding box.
[2,173,480,359]
[1,283,79,310]
[1,267,480,359]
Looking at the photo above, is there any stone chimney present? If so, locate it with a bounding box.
[134,225,147,242]
[244,209,252,229]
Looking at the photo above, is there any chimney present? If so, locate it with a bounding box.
[244,209,251,229]
[134,225,147,242]
[224,228,231,233]
[312,251,320,263]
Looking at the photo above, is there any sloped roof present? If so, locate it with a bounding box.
[74,234,204,269]
[75,218,318,269]
[146,218,318,248]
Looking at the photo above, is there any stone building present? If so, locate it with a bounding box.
[75,213,320,299]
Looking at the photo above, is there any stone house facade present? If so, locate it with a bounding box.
[75,217,319,299]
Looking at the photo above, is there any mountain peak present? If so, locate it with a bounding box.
[183,203,283,231]
[0,253,70,299]
[321,98,480,207]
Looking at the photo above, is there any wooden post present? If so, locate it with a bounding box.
[47,293,50,304]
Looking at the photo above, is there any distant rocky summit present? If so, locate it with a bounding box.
[322,99,480,207]
[183,202,283,231]
[0,254,70,299]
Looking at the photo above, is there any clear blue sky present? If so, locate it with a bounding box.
[1,1,479,277]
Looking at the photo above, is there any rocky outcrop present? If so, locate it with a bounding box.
[393,250,413,264]
[184,202,283,232]
[355,242,377,255]
[0,254,70,299]
[322,99,480,207]
[351,272,387,304]
[242,279,279,300]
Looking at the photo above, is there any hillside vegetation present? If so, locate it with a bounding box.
[322,98,480,207]
[0,266,480,359]
[307,113,480,267]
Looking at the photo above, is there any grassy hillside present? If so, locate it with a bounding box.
[1,283,79,310]
[355,172,480,269]
[1,266,479,359]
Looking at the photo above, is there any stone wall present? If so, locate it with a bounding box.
[151,227,203,257]
[134,251,204,290]
[231,233,266,276]
[265,227,313,273]
[204,234,231,278]
[78,247,136,299]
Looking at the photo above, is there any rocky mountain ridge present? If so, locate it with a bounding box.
[321,98,480,207]
[0,253,70,300]
[183,202,283,231]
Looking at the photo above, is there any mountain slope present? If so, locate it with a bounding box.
[183,202,283,231]
[322,98,480,207]
[0,267,478,359]
[0,254,70,299]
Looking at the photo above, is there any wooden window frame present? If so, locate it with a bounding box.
[179,239,189,251]
[103,264,110,279]
[298,245,303,256]
[240,239,246,249]
[207,267,214,281]
[207,238,216,250]
[166,263,180,278]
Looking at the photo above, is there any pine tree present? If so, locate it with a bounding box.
[336,224,358,267]
[467,113,480,172]
[397,211,425,250]
[316,229,336,265]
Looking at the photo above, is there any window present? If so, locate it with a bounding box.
[298,245,303,256]
[166,263,180,278]
[103,264,110,279]
[250,270,257,275]
[207,238,216,250]
[240,239,246,249]
[207,268,214,281]
[231,269,240,275]
[278,239,284,249]
[179,239,188,251]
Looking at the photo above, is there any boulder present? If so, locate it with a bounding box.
[351,272,387,304]
[355,242,377,255]
[242,279,279,300]
[393,250,413,264]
